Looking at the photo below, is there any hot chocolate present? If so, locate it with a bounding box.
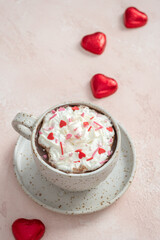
[35,105,117,174]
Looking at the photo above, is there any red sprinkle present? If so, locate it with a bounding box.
[79,151,86,159]
[100,159,109,165]
[75,149,82,152]
[74,160,80,163]
[58,107,65,111]
[90,117,94,120]
[75,134,81,139]
[51,110,56,114]
[98,148,106,154]
[93,121,103,130]
[39,131,42,134]
[60,142,64,155]
[95,127,103,131]
[66,133,72,139]
[47,132,54,140]
[50,114,57,120]
[81,113,84,117]
[87,157,93,161]
[72,106,79,111]
[83,122,89,127]
[60,120,67,128]
[92,147,99,158]
[107,127,113,132]
[108,150,111,156]
[88,126,92,132]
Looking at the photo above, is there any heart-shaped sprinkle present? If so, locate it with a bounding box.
[98,148,106,154]
[47,132,54,140]
[60,120,67,128]
[81,32,106,55]
[81,113,85,117]
[107,127,113,132]
[72,106,79,111]
[12,218,45,240]
[66,133,72,139]
[124,7,148,28]
[91,74,118,98]
[83,122,89,127]
[78,151,86,159]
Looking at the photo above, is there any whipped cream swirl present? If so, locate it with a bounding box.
[38,106,115,173]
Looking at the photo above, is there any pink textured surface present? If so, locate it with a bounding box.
[0,0,160,239]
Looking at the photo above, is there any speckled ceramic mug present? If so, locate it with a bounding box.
[12,102,121,191]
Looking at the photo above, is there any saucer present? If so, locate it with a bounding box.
[13,124,136,215]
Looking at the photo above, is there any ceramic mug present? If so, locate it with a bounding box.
[12,102,121,191]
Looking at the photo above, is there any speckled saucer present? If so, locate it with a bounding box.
[13,124,136,215]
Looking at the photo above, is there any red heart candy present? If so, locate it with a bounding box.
[98,148,106,154]
[90,74,118,99]
[81,32,106,55]
[47,132,54,140]
[60,120,67,128]
[124,7,148,28]
[107,127,113,132]
[78,151,86,159]
[72,106,79,111]
[83,122,89,127]
[12,218,45,240]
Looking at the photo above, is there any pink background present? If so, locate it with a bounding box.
[0,0,160,239]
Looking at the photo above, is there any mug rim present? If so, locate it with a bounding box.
[31,101,121,177]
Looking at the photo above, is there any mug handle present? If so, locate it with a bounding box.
[12,113,37,140]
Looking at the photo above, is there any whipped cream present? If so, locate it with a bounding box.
[38,106,115,173]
